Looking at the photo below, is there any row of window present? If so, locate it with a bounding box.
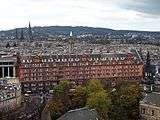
[22,63,140,69]
[141,108,155,116]
[23,77,58,81]
[38,67,140,72]
[23,82,57,87]
[21,72,141,81]
[22,69,141,75]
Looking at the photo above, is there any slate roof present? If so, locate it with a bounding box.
[140,92,160,107]
[57,107,99,120]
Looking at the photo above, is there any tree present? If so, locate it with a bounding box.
[70,85,87,109]
[109,82,140,120]
[45,99,65,120]
[87,90,110,120]
[46,80,71,120]
[87,79,104,94]
[52,80,70,98]
[86,79,111,120]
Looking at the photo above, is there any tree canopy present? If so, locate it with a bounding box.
[109,82,140,120]
[86,79,111,120]
[46,80,141,120]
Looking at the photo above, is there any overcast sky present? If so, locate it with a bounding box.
[0,0,160,31]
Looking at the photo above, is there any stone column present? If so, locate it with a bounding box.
[156,66,159,74]
[13,67,16,77]
[2,67,4,78]
[8,67,10,77]
[0,67,2,78]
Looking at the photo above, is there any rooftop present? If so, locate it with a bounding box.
[140,92,160,107]
[57,107,99,120]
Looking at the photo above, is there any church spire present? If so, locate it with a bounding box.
[15,28,18,39]
[20,29,24,40]
[145,51,154,84]
[146,51,151,66]
[28,21,33,41]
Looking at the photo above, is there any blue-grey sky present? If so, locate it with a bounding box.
[0,0,160,31]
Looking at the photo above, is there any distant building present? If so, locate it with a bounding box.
[140,92,160,120]
[18,50,144,93]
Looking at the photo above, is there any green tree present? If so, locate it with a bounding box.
[109,82,140,120]
[47,80,71,119]
[86,79,111,120]
[87,79,104,94]
[45,99,65,120]
[70,85,87,109]
[53,80,70,98]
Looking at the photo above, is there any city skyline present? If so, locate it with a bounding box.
[0,0,160,31]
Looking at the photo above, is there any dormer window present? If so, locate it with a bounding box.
[75,58,79,61]
[89,58,92,61]
[23,60,25,63]
[121,57,125,60]
[116,57,119,60]
[51,59,53,62]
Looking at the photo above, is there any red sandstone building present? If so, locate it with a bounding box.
[18,50,144,93]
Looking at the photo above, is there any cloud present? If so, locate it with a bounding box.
[116,0,160,16]
[0,0,159,31]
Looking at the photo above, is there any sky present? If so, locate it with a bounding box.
[0,0,160,31]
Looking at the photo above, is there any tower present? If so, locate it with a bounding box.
[145,51,155,83]
[15,29,18,39]
[28,21,33,41]
[69,31,74,54]
[145,51,151,78]
[70,31,73,37]
[143,51,156,92]
[146,51,151,66]
[20,29,24,40]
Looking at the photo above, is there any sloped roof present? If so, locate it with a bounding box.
[57,107,99,120]
[140,92,160,107]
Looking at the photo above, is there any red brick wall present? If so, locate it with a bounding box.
[18,54,144,84]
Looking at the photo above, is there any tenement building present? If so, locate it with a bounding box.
[19,49,144,93]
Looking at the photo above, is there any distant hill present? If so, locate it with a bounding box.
[0,26,114,39]
[0,26,160,40]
